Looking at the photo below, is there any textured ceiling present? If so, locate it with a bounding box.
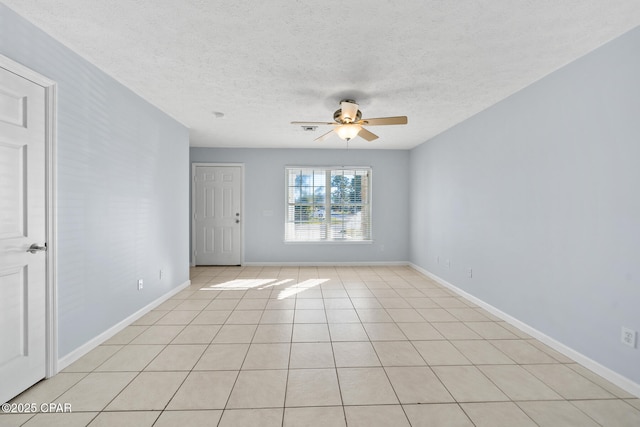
[4,1,640,149]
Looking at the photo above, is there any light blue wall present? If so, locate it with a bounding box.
[1,5,190,358]
[410,27,640,383]
[190,148,410,264]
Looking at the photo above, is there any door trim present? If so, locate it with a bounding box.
[0,54,58,378]
[191,163,245,266]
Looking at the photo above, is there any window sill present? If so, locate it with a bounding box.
[284,240,374,245]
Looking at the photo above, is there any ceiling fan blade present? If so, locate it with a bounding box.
[314,129,335,142]
[358,127,378,141]
[359,116,408,126]
[291,121,336,125]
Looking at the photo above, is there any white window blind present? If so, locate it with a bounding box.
[285,167,372,242]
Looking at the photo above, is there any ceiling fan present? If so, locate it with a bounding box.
[291,99,408,142]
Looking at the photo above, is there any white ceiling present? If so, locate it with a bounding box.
[4,1,640,149]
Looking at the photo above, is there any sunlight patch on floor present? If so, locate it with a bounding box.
[206,278,277,289]
[277,278,329,300]
[199,278,329,299]
[258,279,294,290]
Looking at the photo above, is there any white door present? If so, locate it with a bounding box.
[193,165,242,265]
[0,67,47,403]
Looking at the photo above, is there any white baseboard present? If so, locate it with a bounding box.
[57,280,191,371]
[242,261,410,267]
[410,263,640,398]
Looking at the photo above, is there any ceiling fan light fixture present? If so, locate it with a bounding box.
[336,124,361,141]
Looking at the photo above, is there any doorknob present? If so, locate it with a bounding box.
[27,243,47,254]
[235,219,240,224]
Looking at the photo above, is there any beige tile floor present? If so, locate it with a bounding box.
[2,266,639,426]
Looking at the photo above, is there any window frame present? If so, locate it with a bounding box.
[284,166,373,244]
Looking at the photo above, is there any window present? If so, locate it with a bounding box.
[285,167,372,242]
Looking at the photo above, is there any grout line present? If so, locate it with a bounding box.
[279,272,298,427]
[323,280,349,425]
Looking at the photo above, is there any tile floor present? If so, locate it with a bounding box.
[2,266,639,426]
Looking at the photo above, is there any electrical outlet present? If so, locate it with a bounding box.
[437,256,440,265]
[467,269,473,278]
[159,269,163,280]
[137,279,144,290]
[446,259,451,269]
[621,327,637,348]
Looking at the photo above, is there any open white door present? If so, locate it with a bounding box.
[0,66,48,403]
[193,165,242,265]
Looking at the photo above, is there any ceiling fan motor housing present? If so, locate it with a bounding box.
[335,99,361,124]
[334,107,362,124]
